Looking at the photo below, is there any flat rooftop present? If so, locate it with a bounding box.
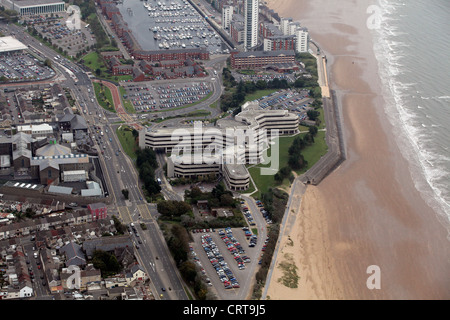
[0,36,27,53]
[5,0,64,6]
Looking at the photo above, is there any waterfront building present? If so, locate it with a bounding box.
[295,27,309,53]
[139,101,299,190]
[263,35,296,51]
[230,49,296,69]
[279,17,293,36]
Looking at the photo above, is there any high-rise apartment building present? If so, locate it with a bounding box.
[295,27,309,53]
[244,0,259,50]
[222,5,234,30]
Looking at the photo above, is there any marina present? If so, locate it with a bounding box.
[118,0,228,54]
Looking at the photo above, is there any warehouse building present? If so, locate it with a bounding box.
[0,36,27,55]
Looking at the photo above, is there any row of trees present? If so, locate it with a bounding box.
[287,125,318,171]
[157,200,191,218]
[0,6,18,23]
[72,0,111,50]
[274,125,319,185]
[135,148,161,198]
[260,188,289,224]
[185,183,236,209]
[220,78,292,113]
[163,223,211,299]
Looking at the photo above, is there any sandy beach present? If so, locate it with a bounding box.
[264,0,450,299]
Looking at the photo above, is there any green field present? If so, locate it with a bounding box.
[82,51,105,72]
[249,130,328,197]
[119,86,136,114]
[116,126,138,160]
[244,89,280,103]
[93,82,115,113]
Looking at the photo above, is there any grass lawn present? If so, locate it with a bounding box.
[296,130,328,174]
[81,52,133,82]
[82,51,106,72]
[248,130,328,198]
[248,135,297,197]
[116,126,138,160]
[93,82,115,113]
[119,86,136,114]
[317,107,326,129]
[244,89,280,103]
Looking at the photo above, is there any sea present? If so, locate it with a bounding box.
[371,0,450,230]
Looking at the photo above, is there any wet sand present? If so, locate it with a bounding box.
[264,0,450,299]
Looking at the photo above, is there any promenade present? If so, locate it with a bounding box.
[262,40,346,300]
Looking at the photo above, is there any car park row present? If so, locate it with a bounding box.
[125,82,211,111]
[0,53,54,81]
[201,233,240,289]
[218,227,250,270]
[255,199,273,225]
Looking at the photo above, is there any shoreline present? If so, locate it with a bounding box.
[264,0,450,299]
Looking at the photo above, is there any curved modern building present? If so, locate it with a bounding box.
[140,101,299,191]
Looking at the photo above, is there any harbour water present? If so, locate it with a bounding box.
[117,0,227,53]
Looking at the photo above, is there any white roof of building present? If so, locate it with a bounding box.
[17,123,53,133]
[0,36,27,53]
[63,170,86,175]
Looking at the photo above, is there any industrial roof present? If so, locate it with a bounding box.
[0,36,27,54]
[48,185,73,195]
[36,143,71,157]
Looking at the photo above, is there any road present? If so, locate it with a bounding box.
[3,23,192,300]
[4,20,267,301]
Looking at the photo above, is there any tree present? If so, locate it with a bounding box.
[25,207,36,218]
[309,126,318,137]
[157,200,191,218]
[288,153,307,170]
[307,109,320,121]
[92,250,121,277]
[112,215,126,234]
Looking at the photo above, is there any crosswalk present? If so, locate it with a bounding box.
[118,203,154,225]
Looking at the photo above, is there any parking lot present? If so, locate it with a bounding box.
[0,52,55,82]
[122,81,211,112]
[28,13,96,57]
[190,227,262,299]
[253,88,314,120]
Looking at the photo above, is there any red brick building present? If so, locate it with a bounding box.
[133,49,209,63]
[263,35,296,51]
[88,203,107,221]
[102,3,120,20]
